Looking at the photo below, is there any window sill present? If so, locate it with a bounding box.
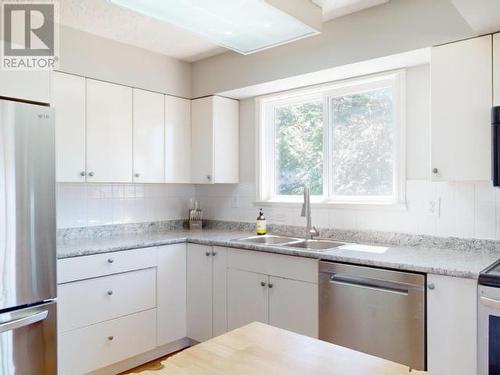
[253,200,408,211]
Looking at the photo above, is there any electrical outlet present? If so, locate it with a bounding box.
[427,198,441,217]
[231,195,240,208]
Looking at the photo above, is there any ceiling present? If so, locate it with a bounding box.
[60,0,394,63]
[59,0,226,62]
[312,0,389,21]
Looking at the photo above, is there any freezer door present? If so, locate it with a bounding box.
[0,302,56,375]
[0,101,56,310]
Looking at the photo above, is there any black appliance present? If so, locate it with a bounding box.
[493,106,500,186]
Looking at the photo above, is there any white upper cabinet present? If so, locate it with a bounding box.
[86,79,133,183]
[133,89,165,183]
[431,35,493,181]
[51,72,86,182]
[494,33,500,106]
[165,96,191,183]
[191,96,239,184]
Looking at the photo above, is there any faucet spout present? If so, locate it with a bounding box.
[302,186,319,240]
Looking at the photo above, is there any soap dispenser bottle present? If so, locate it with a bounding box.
[256,208,267,235]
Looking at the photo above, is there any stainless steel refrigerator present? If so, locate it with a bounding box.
[0,100,57,374]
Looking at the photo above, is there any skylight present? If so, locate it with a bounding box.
[109,0,321,55]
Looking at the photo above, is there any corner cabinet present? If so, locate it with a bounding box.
[191,96,239,184]
[427,274,477,375]
[495,33,500,106]
[165,96,192,183]
[186,244,228,342]
[431,35,493,181]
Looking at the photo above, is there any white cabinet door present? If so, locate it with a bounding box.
[133,89,164,183]
[431,35,492,181]
[212,246,228,337]
[213,96,239,183]
[51,72,86,182]
[227,268,268,331]
[186,244,213,342]
[427,274,477,375]
[191,97,214,184]
[157,244,187,346]
[86,79,133,183]
[494,33,500,106]
[268,276,318,338]
[165,95,191,183]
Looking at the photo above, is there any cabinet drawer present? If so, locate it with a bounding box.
[57,247,157,284]
[59,309,156,375]
[58,268,156,332]
[227,247,318,283]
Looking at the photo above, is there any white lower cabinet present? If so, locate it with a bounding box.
[226,248,319,338]
[58,245,189,375]
[268,276,318,337]
[227,268,269,330]
[59,309,156,375]
[157,244,187,346]
[427,274,477,375]
[186,244,227,342]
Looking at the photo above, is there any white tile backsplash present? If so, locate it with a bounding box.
[195,180,500,241]
[57,183,195,229]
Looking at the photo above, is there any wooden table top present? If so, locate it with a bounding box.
[135,322,429,375]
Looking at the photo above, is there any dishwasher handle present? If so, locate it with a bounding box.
[325,273,410,296]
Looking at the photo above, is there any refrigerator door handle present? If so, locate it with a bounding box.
[0,310,48,333]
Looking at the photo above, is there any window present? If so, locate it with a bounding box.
[257,71,405,205]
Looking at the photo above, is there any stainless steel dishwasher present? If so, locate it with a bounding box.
[319,261,425,370]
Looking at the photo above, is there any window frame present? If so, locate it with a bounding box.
[256,70,406,207]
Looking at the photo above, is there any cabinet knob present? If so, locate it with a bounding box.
[107,290,113,296]
[268,283,274,289]
[206,175,212,181]
[205,252,211,257]
[88,172,95,177]
[428,283,435,290]
[211,252,217,256]
[107,336,114,341]
[134,173,140,178]
[80,171,86,177]
[260,281,266,287]
[432,168,439,174]
[107,258,114,264]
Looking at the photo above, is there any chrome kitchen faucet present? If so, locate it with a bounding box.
[301,186,320,240]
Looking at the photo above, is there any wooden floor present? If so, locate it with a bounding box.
[119,350,183,374]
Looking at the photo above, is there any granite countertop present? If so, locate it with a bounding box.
[57,229,500,279]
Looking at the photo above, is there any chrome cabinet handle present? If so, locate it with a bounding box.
[260,281,266,287]
[107,290,113,296]
[107,258,114,264]
[80,171,86,177]
[88,172,95,177]
[0,310,48,334]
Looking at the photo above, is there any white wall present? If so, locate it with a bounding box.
[57,183,195,229]
[191,0,474,97]
[195,65,500,241]
[59,25,191,98]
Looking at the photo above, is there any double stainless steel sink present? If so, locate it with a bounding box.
[235,235,346,252]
